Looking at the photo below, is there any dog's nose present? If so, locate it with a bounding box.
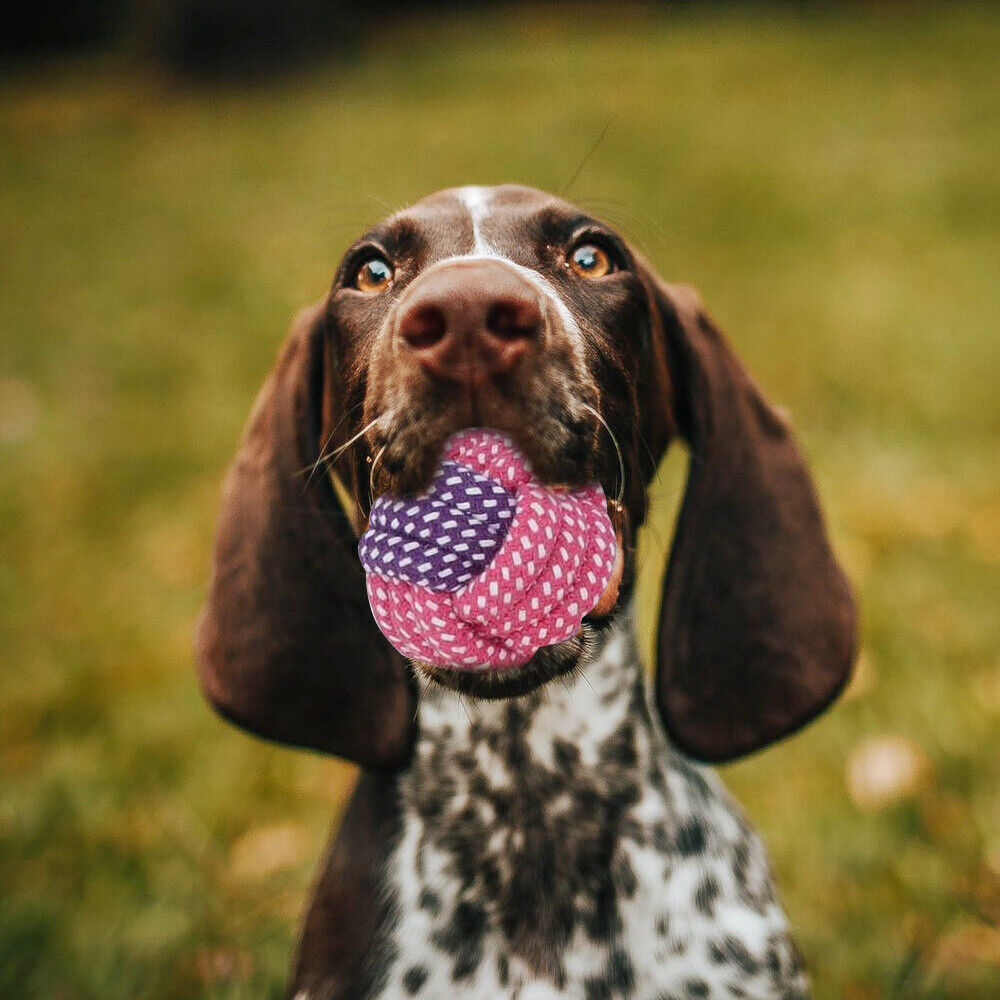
[397,260,542,383]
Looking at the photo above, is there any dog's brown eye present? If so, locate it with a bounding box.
[354,257,394,293]
[569,243,613,279]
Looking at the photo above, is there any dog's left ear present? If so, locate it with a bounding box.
[640,274,857,762]
[196,302,415,771]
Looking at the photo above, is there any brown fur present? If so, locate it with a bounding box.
[194,185,856,995]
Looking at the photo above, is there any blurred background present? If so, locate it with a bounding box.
[2,2,999,998]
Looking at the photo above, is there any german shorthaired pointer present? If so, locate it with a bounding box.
[197,185,856,999]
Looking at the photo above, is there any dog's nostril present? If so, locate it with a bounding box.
[486,299,541,342]
[400,305,447,350]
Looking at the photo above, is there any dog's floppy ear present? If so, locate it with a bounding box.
[645,278,856,762]
[196,302,415,770]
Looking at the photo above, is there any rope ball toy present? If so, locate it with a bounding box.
[358,428,619,670]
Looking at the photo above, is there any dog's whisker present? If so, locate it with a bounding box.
[579,402,626,507]
[413,670,434,720]
[456,692,473,726]
[577,209,656,261]
[298,412,391,485]
[368,443,388,510]
[575,195,666,241]
[304,401,364,487]
[329,414,386,460]
[561,120,612,198]
[636,427,661,481]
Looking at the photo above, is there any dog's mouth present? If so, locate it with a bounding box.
[366,395,603,502]
[358,409,626,699]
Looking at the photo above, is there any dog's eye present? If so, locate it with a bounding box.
[354,257,394,293]
[568,243,614,279]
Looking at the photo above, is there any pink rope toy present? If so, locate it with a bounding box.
[358,428,618,670]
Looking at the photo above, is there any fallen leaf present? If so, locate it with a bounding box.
[932,919,1000,969]
[845,735,931,810]
[193,946,253,984]
[228,822,310,882]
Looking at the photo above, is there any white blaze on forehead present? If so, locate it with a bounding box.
[457,185,496,254]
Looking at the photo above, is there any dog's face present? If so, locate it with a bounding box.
[337,186,647,498]
[326,186,664,697]
[197,185,856,770]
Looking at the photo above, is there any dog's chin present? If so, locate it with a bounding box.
[411,616,614,700]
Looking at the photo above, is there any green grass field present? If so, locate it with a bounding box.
[2,4,999,997]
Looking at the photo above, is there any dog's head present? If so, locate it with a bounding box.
[197,185,856,769]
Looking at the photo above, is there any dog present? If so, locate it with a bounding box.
[196,185,856,999]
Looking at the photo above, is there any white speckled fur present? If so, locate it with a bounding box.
[377,606,808,1000]
[348,189,809,998]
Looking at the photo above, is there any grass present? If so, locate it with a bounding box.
[2,4,999,997]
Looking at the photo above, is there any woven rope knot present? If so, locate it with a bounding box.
[359,428,617,669]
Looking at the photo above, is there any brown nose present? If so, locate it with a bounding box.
[397,259,542,383]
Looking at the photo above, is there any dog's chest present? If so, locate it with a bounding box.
[376,623,808,1000]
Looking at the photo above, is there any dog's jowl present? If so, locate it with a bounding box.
[196,186,857,999]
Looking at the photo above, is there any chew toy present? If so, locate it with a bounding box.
[358,428,617,669]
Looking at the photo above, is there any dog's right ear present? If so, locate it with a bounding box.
[639,277,856,763]
[195,302,415,771]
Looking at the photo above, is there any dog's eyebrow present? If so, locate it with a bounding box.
[339,218,423,273]
[563,214,611,237]
[370,217,422,254]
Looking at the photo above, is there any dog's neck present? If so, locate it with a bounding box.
[412,602,652,772]
[397,603,665,984]
[384,601,806,999]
